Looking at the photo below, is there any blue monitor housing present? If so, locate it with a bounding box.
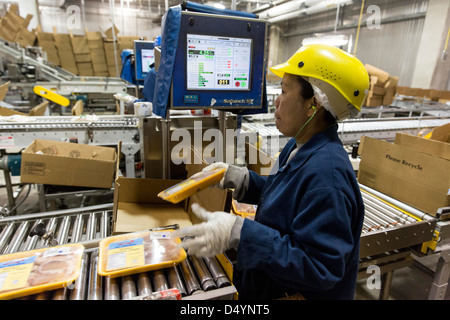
[171,11,268,110]
[134,40,155,81]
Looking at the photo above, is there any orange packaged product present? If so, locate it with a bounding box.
[98,230,186,278]
[232,199,257,220]
[158,168,226,204]
[0,243,85,300]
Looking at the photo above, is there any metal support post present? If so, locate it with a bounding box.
[428,248,450,300]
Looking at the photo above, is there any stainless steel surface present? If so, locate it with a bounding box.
[141,114,237,179]
[179,258,202,295]
[87,251,103,300]
[0,204,113,254]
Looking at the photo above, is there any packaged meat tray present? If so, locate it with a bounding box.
[158,168,226,204]
[232,199,257,220]
[0,243,85,300]
[97,231,186,278]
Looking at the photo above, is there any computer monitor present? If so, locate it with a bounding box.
[171,11,268,110]
[134,40,155,81]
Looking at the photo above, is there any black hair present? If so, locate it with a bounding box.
[294,75,315,100]
[294,75,337,123]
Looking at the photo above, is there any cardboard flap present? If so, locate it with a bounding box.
[394,133,450,161]
[430,123,450,144]
[115,203,192,234]
[0,81,10,102]
[28,139,116,161]
[115,176,184,204]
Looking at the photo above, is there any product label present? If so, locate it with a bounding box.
[0,136,15,148]
[0,256,35,292]
[107,238,145,271]
[163,180,196,196]
[43,246,72,258]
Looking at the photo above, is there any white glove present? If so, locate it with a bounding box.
[201,162,229,189]
[173,203,236,257]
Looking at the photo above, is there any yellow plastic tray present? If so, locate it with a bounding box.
[232,199,257,220]
[98,230,186,278]
[158,168,226,204]
[0,243,85,300]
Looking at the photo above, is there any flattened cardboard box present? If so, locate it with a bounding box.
[358,135,450,216]
[21,139,116,189]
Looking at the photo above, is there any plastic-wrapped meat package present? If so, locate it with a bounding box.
[157,168,226,203]
[0,244,85,300]
[143,233,185,265]
[27,247,79,287]
[98,231,186,278]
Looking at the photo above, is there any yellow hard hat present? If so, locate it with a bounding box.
[270,44,369,120]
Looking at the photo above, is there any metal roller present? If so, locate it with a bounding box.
[152,269,169,292]
[203,256,230,288]
[23,219,43,251]
[52,288,67,300]
[121,275,137,299]
[167,265,187,297]
[70,252,89,300]
[56,216,71,245]
[86,212,97,240]
[190,256,217,291]
[104,277,120,300]
[0,223,15,253]
[87,251,102,300]
[100,211,109,238]
[179,258,201,295]
[5,221,29,254]
[71,214,84,243]
[137,272,153,296]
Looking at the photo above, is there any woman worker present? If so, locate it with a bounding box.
[174,44,370,300]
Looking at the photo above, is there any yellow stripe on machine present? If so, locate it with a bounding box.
[33,86,70,107]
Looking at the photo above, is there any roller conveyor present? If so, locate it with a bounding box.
[0,186,442,300]
[0,203,236,300]
[359,184,437,258]
[12,250,235,300]
[242,117,450,155]
[0,204,114,255]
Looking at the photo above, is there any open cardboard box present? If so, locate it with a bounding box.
[20,139,117,189]
[358,128,450,217]
[112,146,232,234]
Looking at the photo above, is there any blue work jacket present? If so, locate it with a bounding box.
[234,124,364,300]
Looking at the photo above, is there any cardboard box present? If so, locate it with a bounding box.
[113,163,230,234]
[365,94,383,107]
[15,27,36,47]
[104,24,119,40]
[430,123,450,143]
[358,134,450,216]
[20,139,117,189]
[0,100,48,117]
[87,39,104,49]
[86,31,103,41]
[75,53,91,63]
[71,35,90,54]
[0,81,9,102]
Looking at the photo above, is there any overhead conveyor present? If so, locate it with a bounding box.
[0,39,127,95]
